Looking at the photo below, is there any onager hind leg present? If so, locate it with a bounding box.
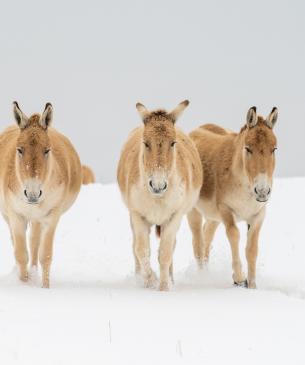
[220,207,245,285]
[9,213,28,282]
[39,217,59,288]
[130,212,157,288]
[30,222,41,268]
[159,214,182,291]
[202,220,219,262]
[187,208,204,266]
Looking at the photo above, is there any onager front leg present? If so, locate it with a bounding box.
[130,215,141,275]
[246,211,265,289]
[30,222,41,268]
[130,212,156,288]
[220,206,245,285]
[9,214,28,282]
[39,218,59,288]
[159,214,182,291]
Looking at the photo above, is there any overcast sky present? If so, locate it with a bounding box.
[0,0,304,182]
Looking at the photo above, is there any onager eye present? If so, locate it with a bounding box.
[171,141,177,148]
[44,148,51,156]
[245,146,252,154]
[17,147,23,156]
[272,147,277,154]
[143,142,150,149]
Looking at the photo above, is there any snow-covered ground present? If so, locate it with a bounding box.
[0,178,304,364]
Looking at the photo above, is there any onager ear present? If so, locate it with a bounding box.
[13,101,29,129]
[136,102,150,121]
[265,107,278,129]
[169,100,190,122]
[246,106,258,128]
[40,103,53,129]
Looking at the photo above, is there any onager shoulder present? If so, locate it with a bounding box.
[175,129,203,191]
[117,127,142,195]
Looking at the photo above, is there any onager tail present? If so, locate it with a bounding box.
[155,225,161,238]
[82,165,95,185]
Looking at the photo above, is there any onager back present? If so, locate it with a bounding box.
[117,101,202,291]
[0,102,82,287]
[188,107,278,289]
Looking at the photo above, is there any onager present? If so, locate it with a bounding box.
[117,101,202,291]
[0,102,82,288]
[188,107,278,289]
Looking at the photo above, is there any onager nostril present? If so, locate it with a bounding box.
[254,187,258,195]
[39,190,42,198]
[24,190,28,198]
[163,182,168,191]
[149,180,154,189]
[267,188,271,195]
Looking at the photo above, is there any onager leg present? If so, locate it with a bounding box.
[130,215,141,274]
[9,214,28,281]
[220,207,245,285]
[202,220,219,262]
[169,239,176,284]
[187,208,204,266]
[39,219,59,288]
[130,212,156,288]
[159,214,182,291]
[30,222,41,268]
[246,210,265,289]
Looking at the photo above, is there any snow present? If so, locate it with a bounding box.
[0,177,304,364]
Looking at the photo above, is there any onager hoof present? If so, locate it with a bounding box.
[159,281,169,291]
[19,272,29,282]
[234,280,248,288]
[42,280,50,289]
[19,267,29,282]
[232,272,246,285]
[144,271,158,289]
[247,280,257,289]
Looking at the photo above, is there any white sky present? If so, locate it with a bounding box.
[0,0,304,182]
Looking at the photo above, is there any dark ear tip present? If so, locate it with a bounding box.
[45,102,52,110]
[13,101,19,108]
[271,106,278,112]
[182,100,190,106]
[250,106,257,112]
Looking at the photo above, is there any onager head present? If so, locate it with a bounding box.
[136,100,189,196]
[241,106,278,202]
[13,102,53,205]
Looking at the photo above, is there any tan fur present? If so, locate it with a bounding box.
[0,103,82,288]
[117,101,203,291]
[188,107,278,288]
[82,165,95,184]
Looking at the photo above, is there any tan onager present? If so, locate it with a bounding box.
[188,106,278,288]
[117,101,202,291]
[0,102,82,288]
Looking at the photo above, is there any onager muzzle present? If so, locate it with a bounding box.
[148,172,168,196]
[24,179,43,204]
[253,174,272,202]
